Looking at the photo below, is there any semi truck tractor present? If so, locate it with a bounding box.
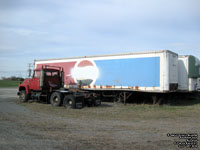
[18,65,101,109]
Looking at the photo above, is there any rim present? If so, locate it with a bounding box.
[65,99,72,107]
[53,96,59,103]
[68,100,72,105]
[20,92,25,100]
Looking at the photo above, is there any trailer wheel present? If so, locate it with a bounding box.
[19,90,28,102]
[50,92,62,106]
[63,95,76,109]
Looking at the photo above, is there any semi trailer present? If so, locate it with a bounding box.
[18,50,200,107]
[34,50,179,93]
[178,55,200,92]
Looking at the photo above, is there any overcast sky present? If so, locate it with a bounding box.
[0,0,200,78]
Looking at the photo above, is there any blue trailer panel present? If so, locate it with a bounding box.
[94,57,160,87]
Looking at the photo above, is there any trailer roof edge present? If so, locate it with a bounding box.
[35,50,178,62]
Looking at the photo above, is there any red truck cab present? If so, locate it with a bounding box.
[18,65,101,109]
[18,66,64,102]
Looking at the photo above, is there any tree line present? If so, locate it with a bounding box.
[1,76,24,81]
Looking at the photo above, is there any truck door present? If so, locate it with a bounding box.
[29,70,41,90]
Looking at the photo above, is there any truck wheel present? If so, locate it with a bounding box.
[63,95,76,109]
[50,92,62,106]
[19,90,28,102]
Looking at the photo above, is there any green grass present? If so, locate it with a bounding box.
[19,101,200,122]
[0,80,20,87]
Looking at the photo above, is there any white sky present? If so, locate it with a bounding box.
[0,0,200,77]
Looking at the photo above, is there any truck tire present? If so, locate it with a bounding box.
[19,90,28,102]
[50,92,62,106]
[63,95,84,109]
[63,95,76,109]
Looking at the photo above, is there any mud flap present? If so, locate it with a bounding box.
[74,95,84,109]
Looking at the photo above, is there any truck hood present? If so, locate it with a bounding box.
[20,78,32,85]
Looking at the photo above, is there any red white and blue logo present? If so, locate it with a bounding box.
[71,60,99,86]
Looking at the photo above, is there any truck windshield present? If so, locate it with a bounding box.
[45,71,59,77]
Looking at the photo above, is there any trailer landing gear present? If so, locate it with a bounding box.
[152,94,164,105]
[116,92,132,105]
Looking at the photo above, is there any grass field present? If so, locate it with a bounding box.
[20,99,200,121]
[1,88,199,150]
[0,80,20,87]
[18,100,200,149]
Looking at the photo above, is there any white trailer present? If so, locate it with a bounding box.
[35,50,179,93]
[178,55,200,92]
[33,50,200,104]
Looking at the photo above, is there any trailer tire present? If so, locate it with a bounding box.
[19,90,28,102]
[50,92,62,106]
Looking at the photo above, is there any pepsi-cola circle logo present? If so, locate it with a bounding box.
[71,60,99,86]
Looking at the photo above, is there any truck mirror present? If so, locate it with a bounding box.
[40,70,44,88]
[61,71,64,87]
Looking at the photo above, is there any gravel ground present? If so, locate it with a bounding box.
[0,88,199,150]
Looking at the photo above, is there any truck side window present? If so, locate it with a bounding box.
[34,71,41,78]
[52,72,58,77]
[46,72,52,77]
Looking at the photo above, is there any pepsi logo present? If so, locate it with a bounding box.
[71,60,99,86]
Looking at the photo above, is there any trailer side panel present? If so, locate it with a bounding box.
[35,50,178,93]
